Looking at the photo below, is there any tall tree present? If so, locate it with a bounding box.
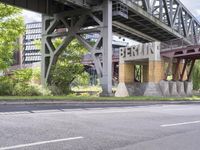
[49,38,88,95]
[0,3,24,70]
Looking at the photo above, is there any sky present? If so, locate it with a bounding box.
[22,10,41,23]
[181,0,200,20]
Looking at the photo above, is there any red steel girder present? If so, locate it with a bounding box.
[161,45,200,59]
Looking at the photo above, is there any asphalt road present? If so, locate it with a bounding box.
[0,103,200,150]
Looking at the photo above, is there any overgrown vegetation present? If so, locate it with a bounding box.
[48,38,88,95]
[0,69,51,96]
[192,60,200,90]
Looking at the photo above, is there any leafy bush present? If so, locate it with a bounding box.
[72,72,90,87]
[0,76,14,96]
[33,84,52,96]
[32,68,41,84]
[12,83,41,96]
[192,60,200,90]
[13,68,33,84]
[0,68,51,96]
[50,63,85,94]
[11,69,42,96]
[48,85,65,96]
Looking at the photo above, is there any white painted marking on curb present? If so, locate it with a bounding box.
[161,120,200,127]
[0,136,84,150]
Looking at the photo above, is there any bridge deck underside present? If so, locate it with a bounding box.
[0,0,80,14]
[83,10,179,43]
[113,11,177,43]
[0,0,198,45]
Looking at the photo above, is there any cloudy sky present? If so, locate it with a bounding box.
[181,0,200,20]
[22,0,200,23]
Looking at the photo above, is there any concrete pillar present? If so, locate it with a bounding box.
[169,81,179,96]
[143,64,148,82]
[115,62,135,97]
[184,81,193,96]
[143,61,164,83]
[119,63,135,84]
[100,0,113,96]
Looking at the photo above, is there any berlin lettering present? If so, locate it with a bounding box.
[120,43,155,60]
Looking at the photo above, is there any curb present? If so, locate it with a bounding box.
[0,100,200,106]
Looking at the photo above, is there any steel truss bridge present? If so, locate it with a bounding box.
[0,0,200,95]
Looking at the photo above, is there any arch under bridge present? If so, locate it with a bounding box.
[0,0,200,96]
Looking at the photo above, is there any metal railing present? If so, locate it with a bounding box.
[161,35,200,51]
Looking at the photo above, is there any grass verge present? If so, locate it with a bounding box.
[0,95,200,101]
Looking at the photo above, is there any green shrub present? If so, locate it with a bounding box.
[0,76,14,96]
[32,68,41,84]
[32,84,52,96]
[0,68,52,96]
[48,85,67,96]
[13,68,33,84]
[12,83,42,96]
[72,72,90,87]
[192,60,200,90]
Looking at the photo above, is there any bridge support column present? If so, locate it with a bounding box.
[41,2,113,96]
[140,60,164,96]
[100,0,113,96]
[143,61,164,83]
[41,15,74,86]
[119,63,135,84]
[115,62,135,97]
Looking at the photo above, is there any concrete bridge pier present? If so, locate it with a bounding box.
[115,42,194,97]
[115,61,165,97]
[115,42,164,97]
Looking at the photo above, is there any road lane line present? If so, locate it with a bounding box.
[161,120,200,127]
[0,136,84,150]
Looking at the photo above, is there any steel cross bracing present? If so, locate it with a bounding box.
[114,0,200,44]
[42,0,113,96]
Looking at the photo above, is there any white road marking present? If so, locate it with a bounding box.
[0,136,84,150]
[161,120,200,127]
